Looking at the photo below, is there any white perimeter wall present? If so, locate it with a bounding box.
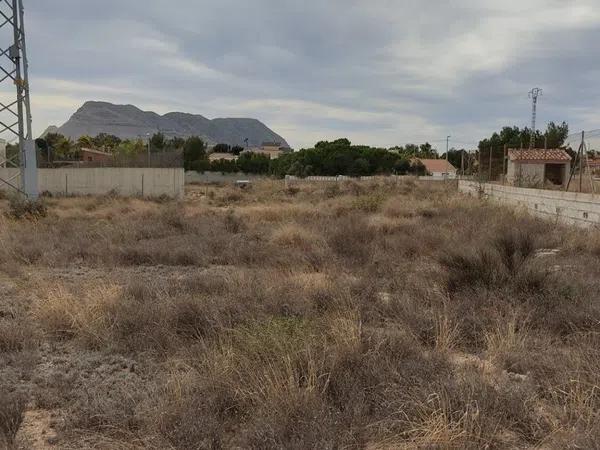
[459,180,600,227]
[186,171,268,184]
[0,168,184,198]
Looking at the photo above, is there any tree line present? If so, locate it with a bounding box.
[186,138,444,177]
[31,132,187,163]
[8,121,575,176]
[478,122,570,152]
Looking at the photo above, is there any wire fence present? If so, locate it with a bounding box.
[37,149,183,169]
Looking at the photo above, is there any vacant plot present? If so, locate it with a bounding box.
[0,179,599,449]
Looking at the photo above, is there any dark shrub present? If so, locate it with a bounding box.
[7,195,47,219]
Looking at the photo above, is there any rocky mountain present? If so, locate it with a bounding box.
[40,125,59,138]
[51,101,289,148]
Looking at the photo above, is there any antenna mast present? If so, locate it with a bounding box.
[528,87,542,150]
[0,0,37,198]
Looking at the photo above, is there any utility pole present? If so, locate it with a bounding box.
[478,149,482,184]
[566,131,585,193]
[580,131,584,193]
[529,88,543,150]
[0,0,37,198]
[488,147,493,182]
[446,136,450,161]
[502,145,507,185]
[146,132,151,167]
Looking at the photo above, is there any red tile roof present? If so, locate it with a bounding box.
[507,149,571,162]
[417,159,456,173]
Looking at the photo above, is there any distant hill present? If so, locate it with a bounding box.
[50,101,289,148]
[40,125,59,138]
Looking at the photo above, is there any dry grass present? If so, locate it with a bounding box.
[0,178,599,448]
[0,385,27,448]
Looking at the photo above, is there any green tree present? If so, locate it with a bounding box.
[210,159,238,173]
[35,138,49,162]
[150,132,166,152]
[116,139,145,157]
[441,148,467,170]
[418,142,438,158]
[92,133,121,150]
[237,152,270,174]
[43,133,76,159]
[545,121,569,149]
[479,122,569,152]
[393,158,411,174]
[213,143,231,153]
[183,136,207,171]
[404,144,419,157]
[77,135,94,149]
[167,137,185,150]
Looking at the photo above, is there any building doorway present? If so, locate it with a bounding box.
[545,163,565,185]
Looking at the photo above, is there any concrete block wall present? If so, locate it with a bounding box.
[0,168,184,198]
[186,171,268,184]
[459,180,600,226]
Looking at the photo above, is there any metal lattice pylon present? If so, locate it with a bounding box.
[0,0,37,198]
[528,87,542,150]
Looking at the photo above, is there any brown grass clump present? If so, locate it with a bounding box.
[0,318,34,353]
[1,179,600,448]
[439,227,545,293]
[0,386,26,447]
[270,223,323,251]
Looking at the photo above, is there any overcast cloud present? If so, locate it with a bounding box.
[19,0,600,148]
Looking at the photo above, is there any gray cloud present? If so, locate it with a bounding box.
[16,0,600,148]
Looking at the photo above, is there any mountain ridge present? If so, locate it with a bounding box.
[51,101,289,148]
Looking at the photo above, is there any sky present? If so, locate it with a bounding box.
[12,0,600,149]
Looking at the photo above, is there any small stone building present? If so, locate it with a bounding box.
[506,149,571,187]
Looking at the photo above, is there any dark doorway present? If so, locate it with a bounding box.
[545,164,564,185]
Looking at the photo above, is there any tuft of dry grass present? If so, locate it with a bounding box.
[270,223,323,251]
[0,318,35,353]
[0,386,26,447]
